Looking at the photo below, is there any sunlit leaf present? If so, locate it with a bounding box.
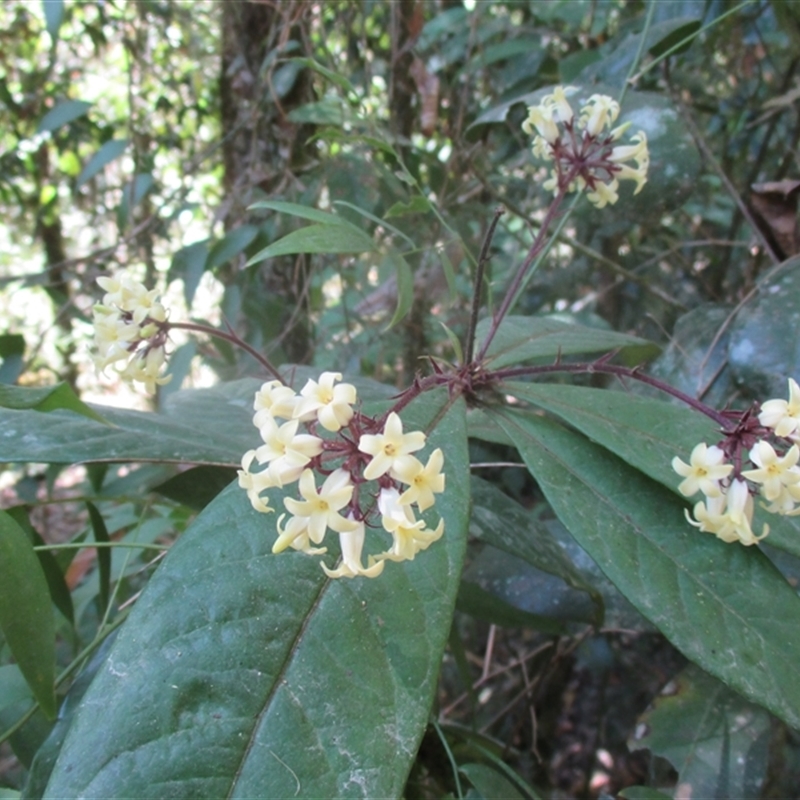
[37,100,91,134]
[0,382,110,423]
[206,225,258,270]
[333,200,416,248]
[76,139,128,189]
[246,223,375,264]
[248,200,358,227]
[41,0,64,41]
[169,240,209,306]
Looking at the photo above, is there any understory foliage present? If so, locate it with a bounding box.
[3,1,800,798]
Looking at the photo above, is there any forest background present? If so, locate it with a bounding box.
[2,1,800,798]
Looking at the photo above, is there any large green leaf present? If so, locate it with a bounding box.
[630,664,770,800]
[0,379,261,465]
[43,394,469,799]
[0,512,56,720]
[494,408,800,730]
[502,382,718,493]
[470,475,602,621]
[503,381,800,559]
[475,316,658,369]
[247,223,375,264]
[0,382,109,423]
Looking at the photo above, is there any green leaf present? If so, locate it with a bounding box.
[502,382,718,494]
[246,223,375,264]
[618,789,673,800]
[43,394,469,798]
[470,475,602,621]
[41,0,64,41]
[24,633,119,799]
[117,174,153,230]
[169,240,210,306]
[287,97,349,126]
[647,304,736,410]
[248,200,355,227]
[503,382,800,559]
[153,466,238,510]
[0,333,25,384]
[6,507,74,627]
[0,379,260,465]
[475,315,658,368]
[439,322,463,365]
[494,408,800,731]
[385,251,414,330]
[647,18,703,58]
[728,260,800,400]
[37,100,91,134]
[0,382,110,423]
[206,225,258,271]
[456,579,566,633]
[0,375,392,468]
[0,664,34,713]
[630,664,770,800]
[0,511,56,720]
[460,762,525,800]
[76,139,128,189]
[283,56,358,97]
[332,200,417,248]
[85,502,110,615]
[385,196,433,218]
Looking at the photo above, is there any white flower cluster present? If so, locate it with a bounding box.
[92,273,171,392]
[237,372,446,579]
[672,378,800,545]
[522,85,649,208]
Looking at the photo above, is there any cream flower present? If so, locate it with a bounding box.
[579,94,620,136]
[522,87,649,208]
[282,468,357,545]
[377,517,445,563]
[393,448,445,511]
[273,513,327,555]
[92,308,139,368]
[686,480,768,546]
[742,441,800,501]
[253,417,323,486]
[521,105,559,146]
[549,85,576,124]
[253,380,298,426]
[672,443,733,497]
[322,521,385,579]
[759,378,800,439]
[586,178,619,209]
[118,348,172,393]
[359,412,426,481]
[294,371,356,431]
[377,486,418,532]
[238,450,276,514]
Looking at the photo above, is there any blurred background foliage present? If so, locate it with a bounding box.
[2,0,800,797]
